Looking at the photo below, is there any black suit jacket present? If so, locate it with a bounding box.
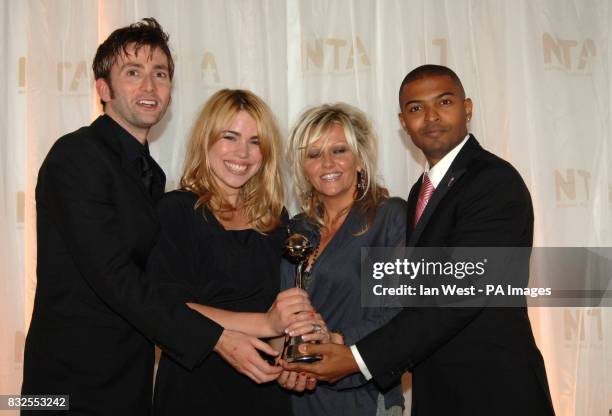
[357,136,555,415]
[22,115,223,415]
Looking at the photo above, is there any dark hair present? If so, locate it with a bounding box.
[92,17,174,84]
[398,64,465,106]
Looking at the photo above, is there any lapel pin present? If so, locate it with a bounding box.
[447,176,455,187]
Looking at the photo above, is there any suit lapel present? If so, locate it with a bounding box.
[405,177,420,244]
[408,168,467,245]
[407,135,481,246]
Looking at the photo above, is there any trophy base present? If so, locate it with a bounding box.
[284,344,322,363]
[285,354,322,363]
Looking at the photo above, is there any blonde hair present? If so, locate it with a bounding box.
[286,102,389,228]
[181,89,284,233]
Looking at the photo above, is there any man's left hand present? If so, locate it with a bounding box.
[280,343,359,383]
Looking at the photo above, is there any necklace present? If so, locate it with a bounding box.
[302,241,321,290]
[300,206,351,290]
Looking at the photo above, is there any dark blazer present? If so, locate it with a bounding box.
[356,136,555,416]
[22,115,222,416]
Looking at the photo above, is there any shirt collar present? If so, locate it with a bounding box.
[102,114,149,162]
[424,134,470,188]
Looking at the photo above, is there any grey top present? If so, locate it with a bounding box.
[280,197,408,416]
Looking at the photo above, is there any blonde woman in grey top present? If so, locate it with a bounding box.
[280,103,406,415]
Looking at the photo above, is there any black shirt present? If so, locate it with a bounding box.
[101,114,166,200]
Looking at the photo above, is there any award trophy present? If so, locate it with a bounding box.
[282,216,322,363]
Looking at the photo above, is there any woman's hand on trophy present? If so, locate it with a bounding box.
[266,288,314,336]
[276,368,317,392]
[285,312,331,343]
[213,329,283,384]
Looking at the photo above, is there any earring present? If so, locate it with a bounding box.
[357,170,367,197]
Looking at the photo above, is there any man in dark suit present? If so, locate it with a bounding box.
[22,18,283,415]
[285,65,555,415]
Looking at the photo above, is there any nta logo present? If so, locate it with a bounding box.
[543,33,596,72]
[555,168,591,207]
[302,36,370,74]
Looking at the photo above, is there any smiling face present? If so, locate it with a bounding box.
[303,124,362,207]
[398,74,472,166]
[95,44,171,143]
[208,110,263,200]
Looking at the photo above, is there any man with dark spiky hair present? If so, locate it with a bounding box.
[22,18,282,415]
[285,65,555,416]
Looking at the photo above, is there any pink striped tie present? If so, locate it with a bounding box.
[414,173,435,226]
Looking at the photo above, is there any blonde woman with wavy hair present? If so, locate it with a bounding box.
[181,89,284,232]
[279,103,407,416]
[287,102,389,231]
[148,89,315,415]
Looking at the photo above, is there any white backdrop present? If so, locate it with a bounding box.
[1,1,610,415]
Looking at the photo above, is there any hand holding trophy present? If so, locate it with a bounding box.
[282,215,322,363]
